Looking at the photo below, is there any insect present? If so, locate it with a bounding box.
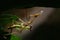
[8,13,40,33]
[0,10,43,40]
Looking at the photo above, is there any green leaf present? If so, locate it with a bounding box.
[10,34,22,40]
[0,14,19,26]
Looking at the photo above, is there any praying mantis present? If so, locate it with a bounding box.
[0,10,43,40]
[7,13,40,34]
[6,10,44,35]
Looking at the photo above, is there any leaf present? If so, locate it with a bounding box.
[0,14,19,26]
[10,34,22,40]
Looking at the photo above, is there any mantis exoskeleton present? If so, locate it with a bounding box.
[13,14,40,32]
[3,10,43,39]
[7,13,40,34]
[4,13,40,39]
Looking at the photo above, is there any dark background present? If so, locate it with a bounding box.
[0,0,60,40]
[0,0,60,11]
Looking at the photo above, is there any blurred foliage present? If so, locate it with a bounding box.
[10,34,22,40]
[0,14,19,26]
[0,14,22,40]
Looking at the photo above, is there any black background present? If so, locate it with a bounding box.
[0,0,60,10]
